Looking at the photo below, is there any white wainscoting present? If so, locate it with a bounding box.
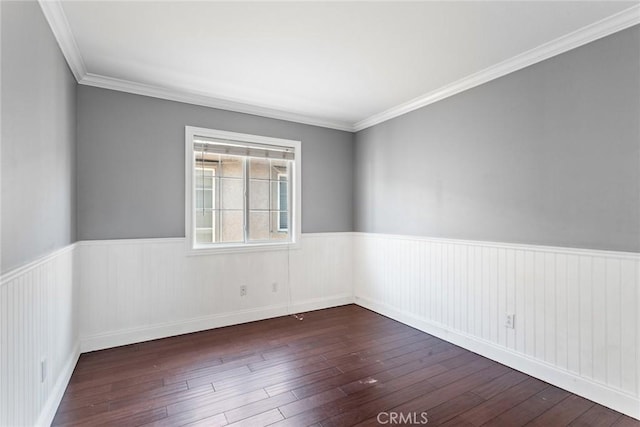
[0,244,79,427]
[352,232,640,419]
[77,233,353,353]
[3,231,638,424]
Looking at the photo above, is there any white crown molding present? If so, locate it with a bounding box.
[37,0,86,81]
[39,0,638,133]
[353,4,640,132]
[79,73,354,132]
[38,1,352,132]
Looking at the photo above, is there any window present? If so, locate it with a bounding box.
[277,173,288,232]
[185,126,301,253]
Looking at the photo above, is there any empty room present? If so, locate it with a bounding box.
[1,0,639,426]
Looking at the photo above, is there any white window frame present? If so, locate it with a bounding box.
[194,166,217,243]
[276,172,288,233]
[185,126,301,255]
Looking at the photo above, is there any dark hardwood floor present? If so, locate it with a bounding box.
[54,305,638,427]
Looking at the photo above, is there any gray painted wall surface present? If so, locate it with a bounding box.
[355,26,640,252]
[1,0,77,272]
[76,86,354,240]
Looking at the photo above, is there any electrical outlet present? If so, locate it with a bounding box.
[505,314,515,329]
[272,282,278,293]
[240,285,247,297]
[40,359,47,383]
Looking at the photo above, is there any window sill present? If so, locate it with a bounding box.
[186,241,301,256]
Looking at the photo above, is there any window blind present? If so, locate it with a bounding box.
[193,136,295,160]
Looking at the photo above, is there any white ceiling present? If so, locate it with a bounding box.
[55,1,639,131]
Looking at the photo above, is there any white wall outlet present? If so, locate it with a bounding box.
[272,282,278,293]
[40,358,47,383]
[240,285,247,297]
[505,314,515,329]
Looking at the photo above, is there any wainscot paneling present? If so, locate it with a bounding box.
[0,244,79,427]
[4,231,638,423]
[77,233,353,353]
[353,232,639,420]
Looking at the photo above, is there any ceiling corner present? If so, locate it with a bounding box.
[38,0,86,82]
[79,73,356,132]
[353,3,640,132]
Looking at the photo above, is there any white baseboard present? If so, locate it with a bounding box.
[81,295,353,353]
[288,294,354,315]
[355,295,640,420]
[35,343,80,427]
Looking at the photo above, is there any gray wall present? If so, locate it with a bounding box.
[3,5,636,256]
[76,86,354,240]
[355,25,640,252]
[1,0,77,272]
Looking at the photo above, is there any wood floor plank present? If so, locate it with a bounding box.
[165,356,259,386]
[184,366,253,389]
[422,418,476,427]
[211,363,334,396]
[57,378,166,414]
[226,408,283,427]
[154,389,269,426]
[482,385,571,426]
[525,395,595,427]
[337,349,462,396]
[223,392,296,423]
[267,408,331,427]
[183,412,227,427]
[426,357,497,389]
[612,416,640,427]
[448,377,549,426]
[164,387,263,417]
[469,370,529,400]
[249,341,344,371]
[568,404,625,427]
[264,367,343,397]
[272,364,444,427]
[52,401,109,426]
[420,391,486,425]
[278,388,346,418]
[54,384,215,426]
[51,305,635,427]
[350,363,510,427]
[295,356,482,427]
[291,342,460,400]
[356,391,484,427]
[107,381,194,412]
[319,375,439,426]
[211,357,332,391]
[336,337,442,369]
[97,407,168,427]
